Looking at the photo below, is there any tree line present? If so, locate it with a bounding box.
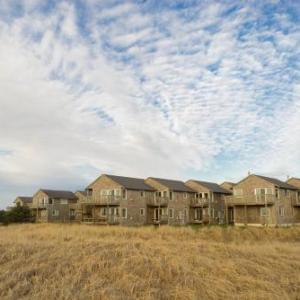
[0,204,33,225]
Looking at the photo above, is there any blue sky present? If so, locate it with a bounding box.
[0,0,300,208]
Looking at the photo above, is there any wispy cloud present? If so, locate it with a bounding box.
[0,0,300,207]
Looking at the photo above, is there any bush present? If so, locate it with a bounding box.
[0,210,8,224]
[4,204,33,223]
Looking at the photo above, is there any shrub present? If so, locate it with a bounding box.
[5,204,33,223]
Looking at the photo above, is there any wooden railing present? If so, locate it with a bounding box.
[190,198,209,206]
[147,197,169,206]
[80,195,122,205]
[225,195,275,206]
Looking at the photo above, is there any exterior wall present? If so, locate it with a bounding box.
[287,178,300,189]
[234,206,273,225]
[233,175,274,197]
[220,182,235,192]
[167,192,191,225]
[185,181,226,224]
[232,175,298,225]
[145,178,194,225]
[82,175,156,225]
[32,190,77,223]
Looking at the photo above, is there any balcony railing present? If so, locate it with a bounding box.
[190,198,209,207]
[292,199,300,207]
[225,195,275,206]
[31,203,49,209]
[80,195,122,205]
[147,197,169,206]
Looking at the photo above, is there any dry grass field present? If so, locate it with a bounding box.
[0,224,300,300]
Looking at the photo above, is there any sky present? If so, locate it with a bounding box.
[0,0,300,208]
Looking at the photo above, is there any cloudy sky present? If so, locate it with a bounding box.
[0,0,300,208]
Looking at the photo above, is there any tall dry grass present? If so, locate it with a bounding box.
[0,224,300,300]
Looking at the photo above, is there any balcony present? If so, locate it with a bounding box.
[80,195,121,205]
[31,203,49,209]
[190,198,209,207]
[292,199,300,207]
[147,197,169,206]
[225,195,275,206]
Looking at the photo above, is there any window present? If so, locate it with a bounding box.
[122,208,127,219]
[101,207,107,217]
[204,193,209,199]
[114,189,121,196]
[52,209,59,217]
[122,189,127,199]
[163,191,167,197]
[70,209,75,216]
[169,192,173,200]
[140,191,145,197]
[168,208,174,218]
[184,208,188,218]
[140,208,145,216]
[279,207,285,217]
[255,188,273,195]
[260,207,269,216]
[183,193,187,199]
[60,199,68,205]
[234,189,243,196]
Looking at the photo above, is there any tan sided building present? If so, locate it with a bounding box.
[185,180,232,224]
[145,177,195,225]
[286,178,300,224]
[77,174,156,225]
[220,182,236,193]
[31,189,78,222]
[226,174,299,226]
[14,196,33,208]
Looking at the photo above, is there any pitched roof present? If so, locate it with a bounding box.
[40,189,77,199]
[254,175,298,190]
[148,177,195,192]
[286,178,300,189]
[189,180,232,194]
[105,175,155,191]
[76,191,87,196]
[14,196,33,204]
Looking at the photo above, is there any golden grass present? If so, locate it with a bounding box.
[0,224,300,300]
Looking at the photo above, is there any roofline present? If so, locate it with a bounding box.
[147,177,195,192]
[186,179,232,194]
[235,174,299,190]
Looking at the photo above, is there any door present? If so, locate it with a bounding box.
[194,207,203,221]
[154,208,159,221]
[228,207,234,224]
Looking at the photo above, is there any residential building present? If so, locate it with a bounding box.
[226,174,299,226]
[286,178,300,224]
[220,182,236,193]
[14,196,33,207]
[145,177,195,225]
[31,189,78,222]
[78,174,156,225]
[185,180,231,224]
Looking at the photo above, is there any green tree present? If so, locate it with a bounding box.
[0,210,7,224]
[6,204,32,223]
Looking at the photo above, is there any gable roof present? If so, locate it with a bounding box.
[286,178,300,189]
[148,177,194,192]
[104,174,155,191]
[237,175,298,190]
[76,191,87,196]
[14,196,33,204]
[188,180,232,194]
[40,189,77,199]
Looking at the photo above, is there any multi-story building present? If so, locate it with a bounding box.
[13,196,33,208]
[145,177,195,225]
[185,180,232,224]
[31,189,78,222]
[226,174,299,226]
[77,174,156,225]
[286,178,300,224]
